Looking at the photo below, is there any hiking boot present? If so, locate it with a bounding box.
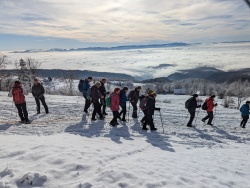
[187,125,193,127]
[201,119,205,123]
[114,122,119,125]
[37,111,40,114]
[91,118,97,121]
[207,123,213,126]
[99,117,105,120]
[103,112,108,115]
[142,127,148,130]
[84,110,89,114]
[242,126,246,128]
[110,122,117,126]
[46,111,49,114]
[121,119,126,122]
[19,120,25,123]
[150,128,157,131]
[25,120,31,124]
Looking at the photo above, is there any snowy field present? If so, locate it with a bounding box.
[1,91,250,188]
[3,42,250,79]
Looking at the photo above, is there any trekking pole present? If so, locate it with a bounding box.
[159,111,165,133]
[213,107,217,125]
[194,108,200,127]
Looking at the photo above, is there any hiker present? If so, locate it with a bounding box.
[139,89,154,124]
[186,94,201,127]
[201,95,217,125]
[82,77,93,114]
[240,101,250,128]
[110,87,121,126]
[128,86,142,118]
[8,81,30,124]
[91,82,104,121]
[98,78,109,115]
[119,86,129,121]
[31,78,49,114]
[142,92,160,131]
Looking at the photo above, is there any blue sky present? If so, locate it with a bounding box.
[0,0,250,50]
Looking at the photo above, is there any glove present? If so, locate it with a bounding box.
[198,105,201,108]
[155,108,161,111]
[215,103,218,106]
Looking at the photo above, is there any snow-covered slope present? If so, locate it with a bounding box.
[0,92,250,187]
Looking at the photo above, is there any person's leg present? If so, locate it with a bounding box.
[242,116,249,128]
[97,102,103,118]
[207,111,214,124]
[148,114,157,130]
[21,103,29,122]
[84,96,91,113]
[15,104,25,121]
[202,112,210,122]
[35,98,40,113]
[114,111,119,123]
[142,110,148,130]
[132,103,138,118]
[40,96,48,113]
[187,110,195,126]
[121,106,127,120]
[91,103,98,120]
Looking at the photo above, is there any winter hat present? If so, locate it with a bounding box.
[246,101,250,104]
[193,94,198,98]
[123,86,128,91]
[210,95,216,98]
[114,87,120,93]
[136,86,142,90]
[14,81,21,85]
[88,77,93,80]
[147,89,154,95]
[34,78,38,81]
[95,81,101,86]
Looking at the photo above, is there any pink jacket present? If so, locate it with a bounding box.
[110,93,120,111]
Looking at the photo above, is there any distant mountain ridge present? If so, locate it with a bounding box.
[11,42,189,53]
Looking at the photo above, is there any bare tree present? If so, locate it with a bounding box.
[25,57,42,78]
[0,53,8,69]
[62,70,76,96]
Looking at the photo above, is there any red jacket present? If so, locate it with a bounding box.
[12,84,26,104]
[110,92,120,111]
[206,97,216,112]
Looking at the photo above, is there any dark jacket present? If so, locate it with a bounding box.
[98,81,107,97]
[120,89,128,107]
[187,97,199,112]
[240,104,250,116]
[146,96,156,115]
[91,85,101,103]
[128,89,140,104]
[32,83,45,98]
[82,79,91,97]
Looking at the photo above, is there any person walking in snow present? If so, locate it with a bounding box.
[240,101,250,128]
[139,89,154,124]
[32,78,49,114]
[82,77,93,114]
[201,95,217,126]
[142,92,160,131]
[128,86,141,118]
[119,86,129,122]
[98,78,109,115]
[8,81,30,124]
[186,94,201,127]
[110,87,121,126]
[91,82,104,121]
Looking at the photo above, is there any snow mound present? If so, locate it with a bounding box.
[17,172,47,187]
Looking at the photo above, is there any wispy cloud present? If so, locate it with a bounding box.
[0,0,249,44]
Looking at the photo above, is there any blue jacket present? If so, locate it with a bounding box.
[120,89,128,107]
[240,104,250,116]
[82,79,90,97]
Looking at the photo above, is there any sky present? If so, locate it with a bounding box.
[0,0,250,50]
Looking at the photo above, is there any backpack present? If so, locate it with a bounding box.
[185,98,192,109]
[202,101,208,110]
[139,97,148,110]
[78,79,84,92]
[86,87,92,100]
[106,96,111,107]
[13,88,25,104]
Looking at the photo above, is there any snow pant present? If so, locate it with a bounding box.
[110,111,119,125]
[100,98,106,114]
[35,96,48,113]
[187,109,195,126]
[83,96,91,112]
[119,105,127,120]
[15,103,29,121]
[143,110,155,130]
[141,110,147,123]
[203,111,213,124]
[131,102,138,118]
[241,115,249,128]
[92,102,103,119]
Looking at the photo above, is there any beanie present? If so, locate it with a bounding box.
[246,101,250,104]
[123,86,128,91]
[193,94,198,98]
[114,87,120,93]
[148,89,154,95]
[14,81,21,85]
[210,95,216,98]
